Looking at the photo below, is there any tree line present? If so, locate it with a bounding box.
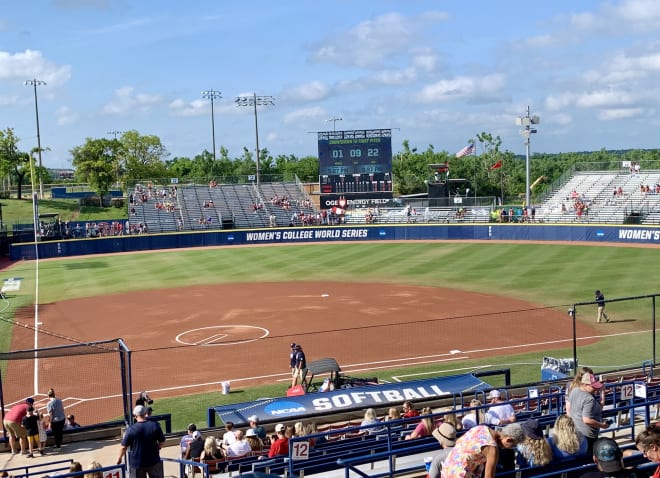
[1,127,659,204]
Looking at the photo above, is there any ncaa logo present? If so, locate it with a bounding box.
[264,400,307,416]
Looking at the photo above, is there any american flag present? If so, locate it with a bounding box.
[455,143,475,158]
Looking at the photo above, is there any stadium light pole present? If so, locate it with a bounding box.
[107,130,124,187]
[235,93,274,185]
[201,90,222,162]
[25,78,47,199]
[516,106,540,214]
[327,116,342,131]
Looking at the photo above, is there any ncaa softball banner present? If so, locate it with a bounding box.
[211,373,489,426]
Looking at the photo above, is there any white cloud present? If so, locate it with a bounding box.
[283,106,325,125]
[597,107,644,120]
[169,98,207,117]
[0,50,71,86]
[309,11,446,69]
[56,106,78,125]
[280,81,331,103]
[414,74,506,103]
[102,86,161,115]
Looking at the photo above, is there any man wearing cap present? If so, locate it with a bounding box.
[595,290,610,323]
[568,373,611,457]
[179,423,197,458]
[580,437,639,478]
[289,343,297,378]
[484,390,516,426]
[184,431,204,460]
[268,424,289,458]
[3,397,33,455]
[248,415,267,441]
[428,422,457,478]
[117,405,166,478]
[291,344,307,389]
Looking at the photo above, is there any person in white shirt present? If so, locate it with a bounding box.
[484,390,516,426]
[226,430,251,457]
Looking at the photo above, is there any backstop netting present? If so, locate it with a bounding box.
[0,339,131,428]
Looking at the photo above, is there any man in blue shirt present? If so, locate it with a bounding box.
[117,405,165,478]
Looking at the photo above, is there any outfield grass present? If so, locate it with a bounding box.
[2,198,126,225]
[3,241,658,429]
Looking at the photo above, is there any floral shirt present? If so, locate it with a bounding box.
[441,425,496,478]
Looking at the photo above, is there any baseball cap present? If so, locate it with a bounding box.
[26,397,34,404]
[248,415,259,423]
[581,372,603,389]
[593,437,623,473]
[290,343,296,348]
[245,429,257,437]
[133,405,147,416]
[522,419,544,440]
[192,431,202,440]
[275,423,285,433]
[488,389,501,399]
[432,422,456,448]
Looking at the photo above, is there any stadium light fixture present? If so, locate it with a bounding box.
[235,93,274,185]
[516,106,540,213]
[201,90,222,162]
[25,78,47,199]
[327,116,342,131]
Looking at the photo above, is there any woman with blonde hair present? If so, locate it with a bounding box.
[200,436,224,462]
[516,419,554,468]
[461,399,485,430]
[85,461,103,478]
[549,414,587,461]
[566,366,605,413]
[245,429,264,452]
[384,407,400,421]
[360,408,383,434]
[405,407,436,440]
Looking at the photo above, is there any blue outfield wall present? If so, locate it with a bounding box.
[10,223,660,260]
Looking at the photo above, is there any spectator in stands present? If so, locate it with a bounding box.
[441,423,524,478]
[428,422,457,478]
[406,406,437,440]
[184,431,204,460]
[245,429,264,452]
[65,414,81,429]
[116,405,165,478]
[402,401,419,419]
[85,461,103,478]
[308,422,326,446]
[385,407,401,421]
[568,373,610,457]
[248,415,267,441]
[566,367,605,413]
[516,418,554,468]
[484,389,516,426]
[3,397,33,455]
[180,424,197,458]
[461,399,485,430]
[69,462,83,474]
[581,437,637,478]
[268,424,289,458]
[226,429,251,457]
[22,406,40,457]
[222,421,237,448]
[47,388,67,451]
[549,414,587,462]
[361,408,384,434]
[200,436,224,462]
[636,422,660,477]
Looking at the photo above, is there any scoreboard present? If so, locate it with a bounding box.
[318,129,393,198]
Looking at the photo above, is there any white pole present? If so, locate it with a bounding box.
[29,155,40,395]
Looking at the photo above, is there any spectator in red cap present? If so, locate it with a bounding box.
[568,372,610,457]
[3,397,33,455]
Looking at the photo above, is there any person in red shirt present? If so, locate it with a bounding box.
[3,397,34,455]
[268,424,289,458]
[401,401,420,419]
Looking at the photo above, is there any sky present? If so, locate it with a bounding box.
[2,0,660,169]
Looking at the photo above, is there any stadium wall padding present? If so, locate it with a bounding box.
[10,224,660,260]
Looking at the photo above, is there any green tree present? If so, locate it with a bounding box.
[0,128,32,199]
[120,130,169,182]
[70,138,118,206]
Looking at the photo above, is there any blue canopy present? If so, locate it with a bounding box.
[213,373,489,426]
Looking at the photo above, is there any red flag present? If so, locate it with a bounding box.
[490,160,502,170]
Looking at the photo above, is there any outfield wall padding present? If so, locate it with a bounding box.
[10,223,660,260]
